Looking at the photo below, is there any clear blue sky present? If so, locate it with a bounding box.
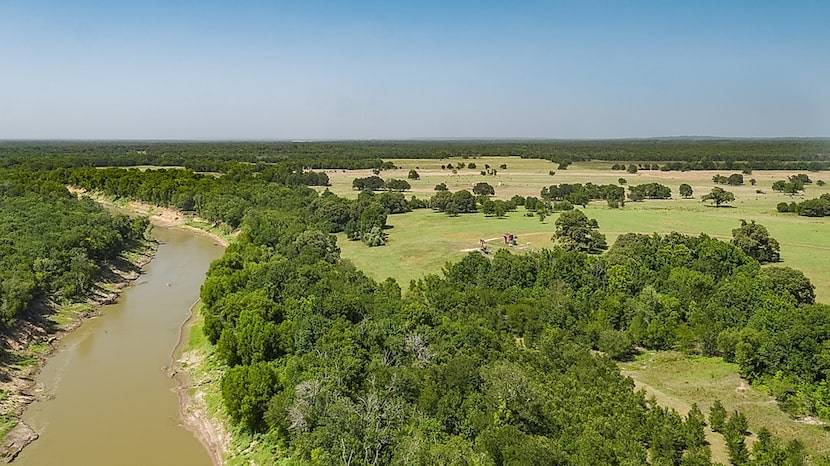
[2,0,828,139]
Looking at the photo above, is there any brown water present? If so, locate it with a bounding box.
[15,227,224,466]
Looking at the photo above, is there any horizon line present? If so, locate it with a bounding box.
[2,136,830,144]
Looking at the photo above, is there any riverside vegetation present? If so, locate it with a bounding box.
[1,140,830,465]
[0,172,149,450]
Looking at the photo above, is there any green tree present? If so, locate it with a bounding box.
[536,204,548,223]
[727,173,744,186]
[597,329,632,360]
[679,183,693,198]
[291,229,341,264]
[434,182,448,191]
[759,266,815,305]
[407,169,420,180]
[430,190,453,210]
[481,199,496,216]
[352,175,385,191]
[709,399,726,432]
[362,225,388,246]
[385,178,411,192]
[552,210,607,254]
[701,187,735,207]
[450,190,478,213]
[723,411,749,465]
[684,403,707,448]
[472,182,495,196]
[221,362,279,432]
[730,220,780,263]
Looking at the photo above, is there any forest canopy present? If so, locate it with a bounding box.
[0,174,148,328]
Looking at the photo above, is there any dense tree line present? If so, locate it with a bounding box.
[0,142,392,171]
[36,166,406,247]
[0,173,148,328]
[202,223,701,464]
[3,139,829,173]
[657,159,830,172]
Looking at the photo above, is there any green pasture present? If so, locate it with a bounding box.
[621,351,830,460]
[332,157,830,301]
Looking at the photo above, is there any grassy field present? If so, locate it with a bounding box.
[329,157,830,302]
[621,352,830,461]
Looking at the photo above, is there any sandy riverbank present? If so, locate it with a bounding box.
[67,188,233,248]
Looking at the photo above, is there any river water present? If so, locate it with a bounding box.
[15,227,224,466]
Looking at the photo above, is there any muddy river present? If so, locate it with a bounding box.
[15,227,224,465]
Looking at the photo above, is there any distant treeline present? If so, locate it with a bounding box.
[1,139,829,172]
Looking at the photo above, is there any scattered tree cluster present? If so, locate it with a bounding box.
[712,173,744,186]
[612,163,661,172]
[541,183,626,208]
[352,176,411,192]
[429,190,478,216]
[777,193,830,217]
[772,174,812,196]
[627,183,672,201]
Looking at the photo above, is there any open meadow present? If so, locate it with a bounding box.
[327,157,830,302]
[619,351,830,463]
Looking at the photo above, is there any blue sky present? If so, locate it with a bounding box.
[1,1,828,139]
